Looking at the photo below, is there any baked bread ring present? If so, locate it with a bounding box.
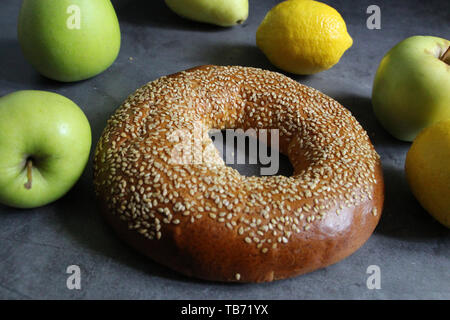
[94,65,384,282]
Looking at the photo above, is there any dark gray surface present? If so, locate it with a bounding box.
[0,0,449,299]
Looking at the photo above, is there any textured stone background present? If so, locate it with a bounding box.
[0,0,448,299]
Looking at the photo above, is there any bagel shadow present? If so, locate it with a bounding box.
[111,0,226,32]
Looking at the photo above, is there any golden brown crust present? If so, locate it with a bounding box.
[94,65,384,283]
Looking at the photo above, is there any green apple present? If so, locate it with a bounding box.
[18,0,121,82]
[165,0,248,27]
[372,36,450,141]
[0,90,91,208]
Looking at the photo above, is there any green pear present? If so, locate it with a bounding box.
[18,0,121,82]
[165,0,249,27]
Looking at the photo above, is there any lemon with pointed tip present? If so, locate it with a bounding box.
[256,0,353,75]
[405,119,450,228]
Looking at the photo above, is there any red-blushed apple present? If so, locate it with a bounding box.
[18,0,121,82]
[372,36,450,141]
[0,90,91,208]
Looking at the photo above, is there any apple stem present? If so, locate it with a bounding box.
[441,46,450,65]
[24,159,33,190]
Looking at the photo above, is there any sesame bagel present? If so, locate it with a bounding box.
[93,65,384,283]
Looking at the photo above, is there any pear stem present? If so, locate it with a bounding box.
[24,159,33,190]
[441,46,450,65]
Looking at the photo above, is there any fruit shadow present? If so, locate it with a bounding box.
[0,38,85,90]
[334,94,449,240]
[376,165,449,240]
[111,0,225,32]
[0,39,38,87]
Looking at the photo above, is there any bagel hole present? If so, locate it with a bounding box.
[209,129,293,177]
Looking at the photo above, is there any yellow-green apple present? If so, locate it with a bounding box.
[165,0,248,27]
[18,0,121,82]
[0,91,91,208]
[372,36,450,141]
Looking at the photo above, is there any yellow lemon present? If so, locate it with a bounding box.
[256,0,353,75]
[405,119,450,228]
